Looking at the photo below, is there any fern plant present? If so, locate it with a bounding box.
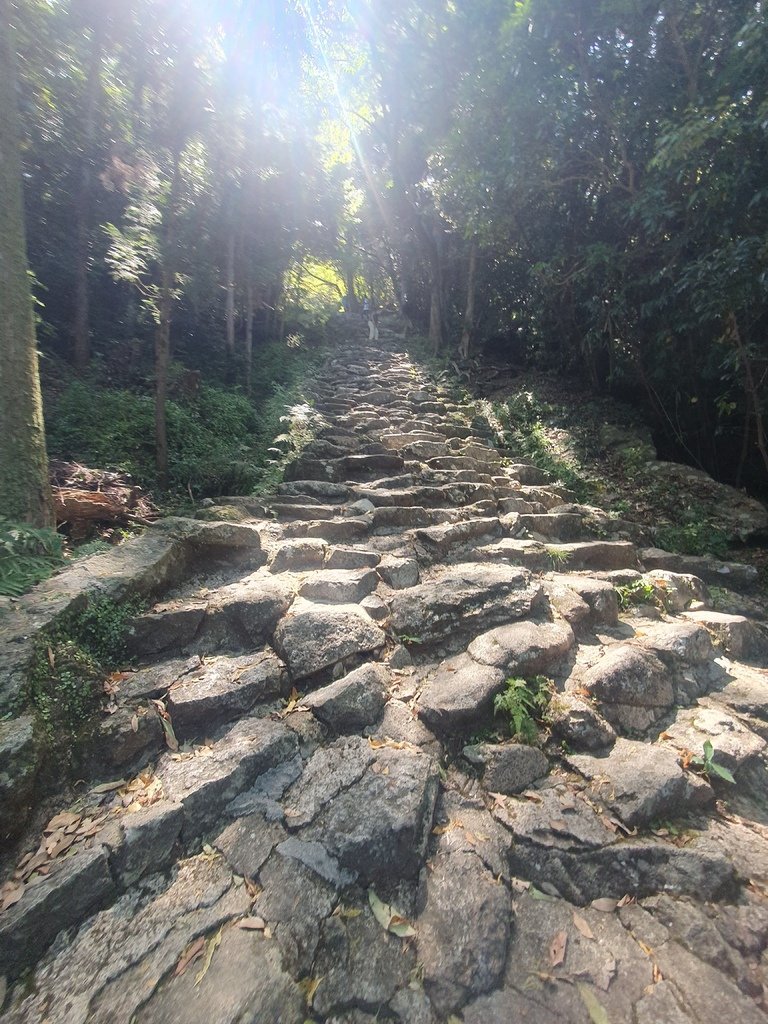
[493,676,552,744]
[0,520,64,597]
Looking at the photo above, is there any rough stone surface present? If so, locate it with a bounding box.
[269,538,327,572]
[566,738,712,826]
[467,619,575,674]
[273,599,386,679]
[302,744,439,884]
[582,644,675,732]
[165,650,288,736]
[685,609,768,661]
[390,562,543,644]
[0,715,41,837]
[417,849,512,1014]
[5,326,768,1024]
[548,692,617,750]
[303,661,389,731]
[417,653,505,733]
[156,717,298,836]
[0,845,117,980]
[463,741,549,793]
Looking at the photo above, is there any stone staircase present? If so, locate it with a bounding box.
[1,314,768,1022]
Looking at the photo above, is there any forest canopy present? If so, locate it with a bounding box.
[4,0,768,511]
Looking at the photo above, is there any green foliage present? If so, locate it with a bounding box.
[49,380,261,497]
[493,676,552,744]
[0,519,64,597]
[616,579,658,611]
[26,596,143,753]
[545,546,571,569]
[498,396,594,502]
[655,517,730,560]
[691,740,736,785]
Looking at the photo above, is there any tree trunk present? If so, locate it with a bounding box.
[154,147,183,488]
[459,240,478,359]
[428,280,444,354]
[225,227,236,357]
[245,280,254,394]
[344,266,359,313]
[728,310,768,476]
[72,18,104,371]
[0,2,54,526]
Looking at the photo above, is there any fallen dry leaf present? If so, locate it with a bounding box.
[298,976,322,1006]
[577,982,610,1023]
[549,818,569,832]
[194,928,222,987]
[572,912,595,940]
[332,905,362,919]
[368,888,417,938]
[590,897,618,913]
[44,811,81,833]
[0,882,25,912]
[175,936,205,976]
[90,779,126,795]
[237,916,266,931]
[130,714,139,733]
[549,929,568,967]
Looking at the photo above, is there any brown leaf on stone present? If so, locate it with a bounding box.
[590,897,618,913]
[236,916,266,931]
[49,833,77,858]
[549,819,569,832]
[0,882,25,912]
[90,780,127,794]
[131,714,139,733]
[175,936,205,976]
[549,930,568,967]
[616,894,635,907]
[45,811,81,833]
[298,976,322,1006]
[572,912,595,940]
[21,851,49,879]
[652,963,663,983]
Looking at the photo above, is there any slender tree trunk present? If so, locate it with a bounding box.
[72,19,104,371]
[245,280,254,394]
[428,279,444,354]
[459,240,478,359]
[225,227,236,357]
[728,310,768,476]
[154,147,183,488]
[344,266,359,314]
[0,2,53,526]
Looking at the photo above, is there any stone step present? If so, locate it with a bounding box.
[298,567,379,604]
[372,505,457,534]
[389,562,545,648]
[640,547,759,591]
[280,516,372,543]
[165,650,289,739]
[518,512,590,542]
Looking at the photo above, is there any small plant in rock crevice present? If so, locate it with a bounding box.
[616,579,659,610]
[25,597,144,758]
[690,740,736,784]
[546,546,571,569]
[493,675,553,744]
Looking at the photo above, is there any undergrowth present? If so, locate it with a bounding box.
[47,341,325,499]
[26,597,143,758]
[493,676,553,743]
[0,520,65,597]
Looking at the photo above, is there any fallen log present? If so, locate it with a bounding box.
[54,488,137,540]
